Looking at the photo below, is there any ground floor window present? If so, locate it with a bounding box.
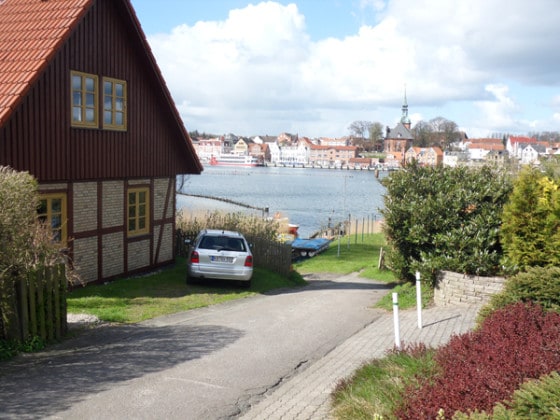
[127,187,150,236]
[38,193,67,243]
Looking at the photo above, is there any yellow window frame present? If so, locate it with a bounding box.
[71,71,99,128]
[127,187,150,236]
[38,193,68,245]
[103,77,127,131]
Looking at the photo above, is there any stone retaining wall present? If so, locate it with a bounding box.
[434,271,506,306]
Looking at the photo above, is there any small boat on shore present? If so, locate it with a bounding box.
[273,215,331,259]
[290,237,332,258]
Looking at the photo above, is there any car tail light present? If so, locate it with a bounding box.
[190,251,200,264]
[244,255,253,267]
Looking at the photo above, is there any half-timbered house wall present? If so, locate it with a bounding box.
[0,0,202,284]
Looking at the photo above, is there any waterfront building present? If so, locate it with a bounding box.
[194,137,222,161]
[222,133,238,154]
[233,138,250,155]
[279,138,312,165]
[308,144,358,167]
[405,146,444,166]
[267,142,281,164]
[249,142,270,163]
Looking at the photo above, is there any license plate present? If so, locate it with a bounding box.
[211,256,233,263]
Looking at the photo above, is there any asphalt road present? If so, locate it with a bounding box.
[0,272,391,419]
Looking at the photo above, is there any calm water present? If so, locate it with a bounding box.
[177,165,386,238]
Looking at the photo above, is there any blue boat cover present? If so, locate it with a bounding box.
[291,237,331,251]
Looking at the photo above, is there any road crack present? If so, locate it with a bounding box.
[234,358,311,416]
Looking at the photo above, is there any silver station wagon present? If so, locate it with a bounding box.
[186,229,253,286]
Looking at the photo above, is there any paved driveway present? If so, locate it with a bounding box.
[0,272,390,419]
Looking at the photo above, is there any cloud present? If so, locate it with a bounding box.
[145,0,560,137]
[475,84,519,131]
[384,0,560,85]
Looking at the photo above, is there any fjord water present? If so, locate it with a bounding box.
[177,165,386,238]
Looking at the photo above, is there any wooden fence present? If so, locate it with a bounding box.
[312,216,384,239]
[0,265,67,343]
[245,235,292,277]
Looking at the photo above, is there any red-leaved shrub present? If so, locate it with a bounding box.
[396,302,560,419]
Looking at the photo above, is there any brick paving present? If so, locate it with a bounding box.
[240,303,482,419]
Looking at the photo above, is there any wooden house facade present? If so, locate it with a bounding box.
[0,0,202,284]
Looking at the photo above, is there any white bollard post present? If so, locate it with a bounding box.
[416,271,423,329]
[392,292,401,349]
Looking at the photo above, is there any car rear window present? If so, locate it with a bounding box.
[199,236,216,249]
[199,236,246,251]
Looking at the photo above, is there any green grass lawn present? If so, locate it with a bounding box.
[294,233,396,282]
[68,233,417,324]
[68,259,306,323]
[294,234,433,310]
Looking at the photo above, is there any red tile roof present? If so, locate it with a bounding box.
[468,143,505,151]
[467,138,504,144]
[0,0,92,125]
[508,136,537,144]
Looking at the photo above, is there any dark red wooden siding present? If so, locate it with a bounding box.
[0,0,201,182]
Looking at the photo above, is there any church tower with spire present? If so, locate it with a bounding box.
[383,87,414,164]
[400,87,411,130]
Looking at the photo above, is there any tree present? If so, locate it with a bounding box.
[348,121,370,139]
[426,117,461,149]
[381,163,512,284]
[368,122,384,152]
[411,121,433,147]
[349,121,383,152]
[529,131,560,142]
[410,117,460,149]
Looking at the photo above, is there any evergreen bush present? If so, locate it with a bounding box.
[381,163,512,284]
[500,166,560,270]
[490,371,560,419]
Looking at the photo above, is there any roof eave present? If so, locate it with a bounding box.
[120,0,203,174]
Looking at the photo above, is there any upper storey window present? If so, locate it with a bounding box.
[71,71,98,128]
[71,71,127,131]
[103,78,127,130]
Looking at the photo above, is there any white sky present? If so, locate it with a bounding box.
[130,0,560,139]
